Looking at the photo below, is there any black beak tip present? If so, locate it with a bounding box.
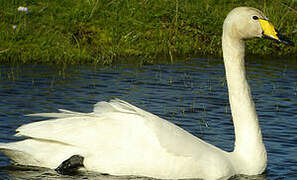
[277,33,294,46]
[281,39,294,46]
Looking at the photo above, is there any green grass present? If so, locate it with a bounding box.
[0,0,296,65]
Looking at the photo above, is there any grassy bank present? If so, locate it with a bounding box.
[0,0,296,65]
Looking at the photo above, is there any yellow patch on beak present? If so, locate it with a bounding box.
[259,19,279,40]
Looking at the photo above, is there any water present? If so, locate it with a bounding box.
[0,57,296,179]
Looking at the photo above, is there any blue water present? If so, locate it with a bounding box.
[0,57,296,179]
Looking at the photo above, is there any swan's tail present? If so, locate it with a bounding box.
[0,139,82,169]
[0,142,38,166]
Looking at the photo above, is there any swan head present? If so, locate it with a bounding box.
[223,7,293,45]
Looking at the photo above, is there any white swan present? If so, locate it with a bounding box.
[0,7,292,180]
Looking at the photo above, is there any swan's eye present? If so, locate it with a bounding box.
[252,16,259,20]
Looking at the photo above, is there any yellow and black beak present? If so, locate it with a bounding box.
[259,19,294,46]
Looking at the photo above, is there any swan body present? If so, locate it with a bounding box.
[0,7,292,180]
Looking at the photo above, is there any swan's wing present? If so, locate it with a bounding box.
[18,99,222,158]
[99,99,223,157]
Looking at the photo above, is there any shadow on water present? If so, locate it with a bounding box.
[0,165,152,180]
[0,165,268,180]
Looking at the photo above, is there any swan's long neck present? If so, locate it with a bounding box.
[222,32,266,171]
